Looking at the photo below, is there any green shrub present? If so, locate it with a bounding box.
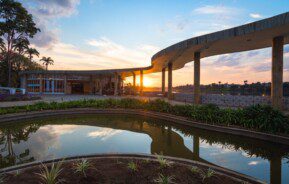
[146,99,172,113]
[241,105,289,133]
[0,98,288,134]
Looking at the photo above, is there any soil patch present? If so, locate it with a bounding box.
[3,157,259,184]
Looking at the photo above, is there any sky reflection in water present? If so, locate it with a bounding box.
[0,114,288,184]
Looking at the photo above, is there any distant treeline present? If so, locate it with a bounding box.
[174,82,289,96]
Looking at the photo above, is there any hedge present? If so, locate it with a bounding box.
[0,98,288,134]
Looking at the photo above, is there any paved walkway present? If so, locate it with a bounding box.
[0,95,185,108]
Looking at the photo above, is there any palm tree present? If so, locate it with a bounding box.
[26,48,39,62]
[40,56,54,70]
[12,37,29,55]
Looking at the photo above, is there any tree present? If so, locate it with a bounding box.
[0,0,40,87]
[40,56,54,70]
[26,47,39,62]
[0,37,4,52]
[13,37,29,55]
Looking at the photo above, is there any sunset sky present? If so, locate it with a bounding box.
[20,0,289,87]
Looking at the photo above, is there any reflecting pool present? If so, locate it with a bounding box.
[0,114,288,183]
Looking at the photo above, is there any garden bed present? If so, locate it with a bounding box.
[1,154,262,184]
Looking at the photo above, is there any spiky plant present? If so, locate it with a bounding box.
[36,161,64,184]
[127,161,138,172]
[0,174,6,184]
[190,166,200,174]
[73,159,92,178]
[153,174,176,184]
[200,168,216,183]
[156,154,172,168]
[14,170,21,177]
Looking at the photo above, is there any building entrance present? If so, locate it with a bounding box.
[71,82,84,94]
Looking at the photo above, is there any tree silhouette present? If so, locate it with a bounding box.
[26,48,40,62]
[40,56,54,70]
[0,0,40,87]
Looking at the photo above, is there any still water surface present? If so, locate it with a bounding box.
[0,114,288,183]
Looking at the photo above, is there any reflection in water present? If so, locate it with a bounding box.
[0,115,288,184]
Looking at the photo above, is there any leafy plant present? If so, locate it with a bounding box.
[199,168,216,183]
[190,166,200,174]
[36,161,63,184]
[73,159,92,178]
[153,174,175,184]
[156,154,172,168]
[127,161,138,172]
[0,174,6,184]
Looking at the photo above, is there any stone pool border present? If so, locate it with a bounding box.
[0,108,289,145]
[0,153,265,184]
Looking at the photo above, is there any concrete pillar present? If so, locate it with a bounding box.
[194,52,201,104]
[132,72,136,87]
[140,70,143,96]
[99,77,103,95]
[39,74,43,94]
[270,156,281,184]
[64,75,67,94]
[168,63,173,100]
[89,76,94,94]
[119,75,122,95]
[114,73,119,96]
[193,135,200,158]
[132,72,136,95]
[271,36,284,110]
[162,68,166,96]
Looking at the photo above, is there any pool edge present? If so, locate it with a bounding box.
[0,108,288,145]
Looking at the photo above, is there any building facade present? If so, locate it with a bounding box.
[20,72,124,95]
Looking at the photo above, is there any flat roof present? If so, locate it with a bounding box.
[22,12,289,77]
[20,66,151,77]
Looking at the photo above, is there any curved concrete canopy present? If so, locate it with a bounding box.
[21,12,289,78]
[148,12,289,73]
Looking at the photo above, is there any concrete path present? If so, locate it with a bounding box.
[0,95,185,108]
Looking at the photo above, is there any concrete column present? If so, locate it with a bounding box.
[194,52,201,104]
[270,156,281,184]
[140,70,143,96]
[64,75,67,94]
[271,36,284,110]
[99,77,103,95]
[39,74,43,94]
[132,72,136,87]
[168,63,173,100]
[89,76,94,94]
[162,68,166,96]
[193,135,200,158]
[132,72,136,95]
[114,73,119,96]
